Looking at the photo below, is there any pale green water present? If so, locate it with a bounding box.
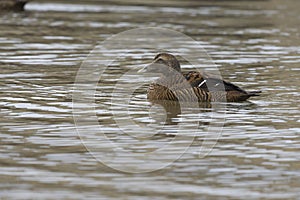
[0,0,299,199]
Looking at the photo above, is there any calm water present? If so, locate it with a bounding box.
[0,0,299,199]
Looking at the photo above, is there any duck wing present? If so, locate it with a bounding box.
[183,71,255,94]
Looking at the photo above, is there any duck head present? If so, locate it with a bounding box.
[139,53,181,75]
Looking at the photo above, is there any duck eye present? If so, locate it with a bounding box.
[157,59,164,64]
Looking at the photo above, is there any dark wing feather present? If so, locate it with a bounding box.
[184,71,248,94]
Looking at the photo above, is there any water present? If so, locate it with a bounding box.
[0,0,299,199]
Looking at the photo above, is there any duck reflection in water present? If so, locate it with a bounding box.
[148,100,212,126]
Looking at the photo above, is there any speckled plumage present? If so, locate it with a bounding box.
[144,53,261,102]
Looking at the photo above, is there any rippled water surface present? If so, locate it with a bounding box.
[0,0,299,199]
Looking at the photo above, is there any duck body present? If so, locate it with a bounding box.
[143,53,261,102]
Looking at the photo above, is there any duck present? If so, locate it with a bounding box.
[139,53,261,102]
[0,0,28,11]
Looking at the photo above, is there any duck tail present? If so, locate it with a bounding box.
[247,90,262,96]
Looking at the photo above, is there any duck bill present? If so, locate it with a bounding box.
[138,59,164,74]
[138,60,153,73]
[138,65,148,73]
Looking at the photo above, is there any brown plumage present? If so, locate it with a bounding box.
[141,53,261,102]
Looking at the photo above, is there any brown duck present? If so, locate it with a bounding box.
[140,53,261,102]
